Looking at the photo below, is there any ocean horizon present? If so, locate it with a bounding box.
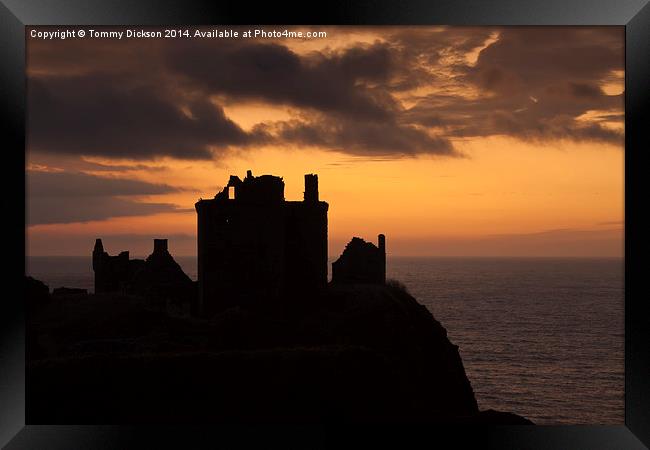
[26,255,624,425]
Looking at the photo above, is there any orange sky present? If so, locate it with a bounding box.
[26,26,624,257]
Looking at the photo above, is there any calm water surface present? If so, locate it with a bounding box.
[27,256,624,424]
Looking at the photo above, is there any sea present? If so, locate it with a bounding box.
[26,256,624,425]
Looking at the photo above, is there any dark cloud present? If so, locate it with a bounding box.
[28,74,266,160]
[569,82,605,99]
[27,26,624,162]
[29,197,183,225]
[468,28,623,94]
[261,116,455,157]
[407,27,624,143]
[384,27,495,91]
[415,90,625,144]
[166,40,399,121]
[405,27,624,144]
[74,161,170,172]
[27,170,187,224]
[28,170,180,197]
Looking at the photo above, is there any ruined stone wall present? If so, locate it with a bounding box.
[93,240,134,293]
[331,236,386,285]
[92,238,192,305]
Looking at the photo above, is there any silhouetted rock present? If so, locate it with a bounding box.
[25,276,50,304]
[26,280,531,424]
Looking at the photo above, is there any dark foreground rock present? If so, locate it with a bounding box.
[26,278,532,424]
[25,276,50,305]
[52,286,88,297]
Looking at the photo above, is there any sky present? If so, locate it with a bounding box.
[26,26,624,258]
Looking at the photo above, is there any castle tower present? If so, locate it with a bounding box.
[195,170,328,317]
[304,174,319,202]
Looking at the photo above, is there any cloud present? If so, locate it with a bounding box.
[27,26,624,162]
[166,40,399,120]
[468,28,623,93]
[261,116,456,156]
[27,170,187,225]
[28,197,183,225]
[28,170,180,197]
[407,27,624,144]
[163,37,470,156]
[28,74,266,160]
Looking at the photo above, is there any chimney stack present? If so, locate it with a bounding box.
[154,239,168,254]
[93,238,104,254]
[304,174,319,202]
[92,238,104,271]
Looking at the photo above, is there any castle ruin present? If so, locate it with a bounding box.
[92,170,387,317]
[93,238,194,307]
[195,170,329,316]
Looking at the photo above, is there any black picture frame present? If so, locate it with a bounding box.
[2,0,648,448]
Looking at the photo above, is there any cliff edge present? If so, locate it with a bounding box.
[26,277,532,424]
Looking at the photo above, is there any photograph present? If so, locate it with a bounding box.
[23,25,626,426]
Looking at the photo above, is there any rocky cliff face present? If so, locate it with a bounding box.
[26,277,531,424]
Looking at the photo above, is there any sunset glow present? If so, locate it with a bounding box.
[26,26,624,257]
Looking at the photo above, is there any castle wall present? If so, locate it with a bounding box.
[284,201,328,294]
[197,200,287,316]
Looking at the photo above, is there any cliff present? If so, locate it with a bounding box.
[26,277,531,424]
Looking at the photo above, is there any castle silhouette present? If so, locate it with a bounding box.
[93,171,386,317]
